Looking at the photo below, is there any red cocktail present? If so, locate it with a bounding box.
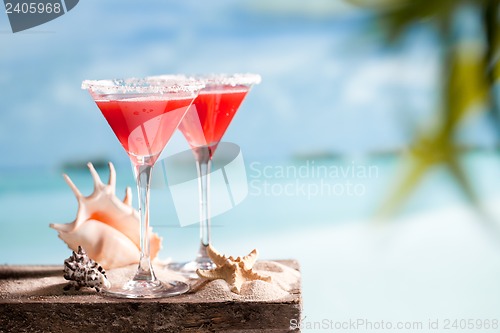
[82,78,203,298]
[159,74,261,276]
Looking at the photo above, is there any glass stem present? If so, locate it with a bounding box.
[194,147,212,263]
[133,163,157,282]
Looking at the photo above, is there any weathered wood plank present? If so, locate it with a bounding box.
[0,261,301,333]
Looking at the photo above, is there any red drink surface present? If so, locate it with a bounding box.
[179,86,249,155]
[96,96,192,165]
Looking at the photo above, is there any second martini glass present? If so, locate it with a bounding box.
[159,73,262,277]
[82,78,203,298]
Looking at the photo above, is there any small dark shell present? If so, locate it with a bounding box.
[63,246,110,292]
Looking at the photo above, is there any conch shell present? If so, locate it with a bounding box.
[50,162,162,269]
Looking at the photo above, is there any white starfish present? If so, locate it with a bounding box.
[196,245,271,294]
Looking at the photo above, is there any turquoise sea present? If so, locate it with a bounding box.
[2,151,500,264]
[1,154,396,265]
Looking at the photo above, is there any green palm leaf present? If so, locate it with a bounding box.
[348,0,499,217]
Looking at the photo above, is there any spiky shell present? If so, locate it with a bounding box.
[63,246,111,292]
[50,162,162,269]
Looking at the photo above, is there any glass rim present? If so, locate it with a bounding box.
[81,77,205,94]
[148,73,262,87]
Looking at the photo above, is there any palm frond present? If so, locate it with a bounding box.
[359,0,496,216]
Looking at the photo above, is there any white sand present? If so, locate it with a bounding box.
[195,260,299,301]
[0,260,299,303]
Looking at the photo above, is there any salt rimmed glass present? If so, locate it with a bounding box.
[82,77,204,298]
[149,73,261,278]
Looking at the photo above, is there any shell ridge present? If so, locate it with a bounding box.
[87,162,105,192]
[123,187,132,206]
[107,162,116,188]
[63,173,82,198]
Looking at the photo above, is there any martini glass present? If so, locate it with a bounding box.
[82,78,203,298]
[153,73,261,277]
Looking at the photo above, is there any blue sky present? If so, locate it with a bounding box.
[0,0,495,169]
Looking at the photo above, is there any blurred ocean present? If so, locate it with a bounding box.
[3,150,500,264]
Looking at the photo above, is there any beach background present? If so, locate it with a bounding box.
[1,1,500,332]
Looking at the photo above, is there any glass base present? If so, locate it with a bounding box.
[168,260,216,279]
[101,279,189,299]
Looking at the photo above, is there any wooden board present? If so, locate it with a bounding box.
[0,261,301,333]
